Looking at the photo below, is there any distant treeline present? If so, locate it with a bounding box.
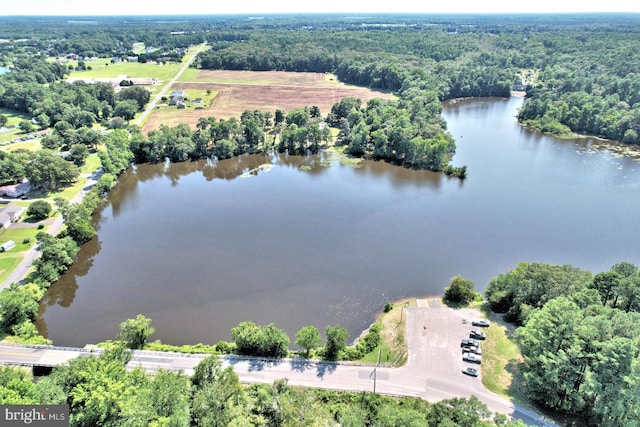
[194,16,640,143]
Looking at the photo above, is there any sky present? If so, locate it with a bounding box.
[1,0,639,16]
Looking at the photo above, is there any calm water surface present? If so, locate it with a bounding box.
[37,96,640,347]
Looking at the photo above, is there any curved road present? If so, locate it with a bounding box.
[0,302,557,426]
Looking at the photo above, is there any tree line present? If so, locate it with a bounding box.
[485,261,640,426]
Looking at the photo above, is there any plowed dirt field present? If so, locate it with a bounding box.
[142,70,395,133]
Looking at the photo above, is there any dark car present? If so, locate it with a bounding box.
[460,338,480,348]
[462,367,479,377]
[472,319,490,327]
[470,330,486,340]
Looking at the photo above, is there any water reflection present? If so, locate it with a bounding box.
[38,97,640,348]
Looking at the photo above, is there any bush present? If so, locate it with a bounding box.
[444,275,478,304]
[384,301,393,313]
[22,238,31,244]
[231,321,290,358]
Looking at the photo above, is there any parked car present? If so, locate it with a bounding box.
[460,338,480,348]
[470,330,486,340]
[463,352,482,364]
[472,319,490,327]
[462,345,482,355]
[462,367,479,377]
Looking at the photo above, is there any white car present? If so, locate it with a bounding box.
[463,352,482,364]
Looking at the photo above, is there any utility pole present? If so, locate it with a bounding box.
[370,343,382,393]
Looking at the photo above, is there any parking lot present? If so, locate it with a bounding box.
[403,299,498,406]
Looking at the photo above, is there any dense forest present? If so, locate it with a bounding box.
[485,261,640,426]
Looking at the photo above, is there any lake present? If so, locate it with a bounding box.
[37,96,640,347]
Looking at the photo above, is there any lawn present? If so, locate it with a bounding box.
[0,224,45,284]
[478,304,528,403]
[0,256,21,284]
[1,139,41,152]
[0,107,32,143]
[80,153,102,175]
[38,178,89,203]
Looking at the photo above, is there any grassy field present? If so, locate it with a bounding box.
[1,139,40,152]
[177,67,199,82]
[67,61,182,82]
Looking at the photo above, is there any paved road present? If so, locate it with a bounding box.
[0,303,557,426]
[134,42,207,127]
[1,172,100,290]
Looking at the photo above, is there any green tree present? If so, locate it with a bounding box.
[515,297,586,413]
[95,172,116,194]
[260,323,290,358]
[19,119,34,134]
[486,262,592,325]
[444,275,477,304]
[113,100,138,121]
[49,344,134,426]
[0,114,8,127]
[295,325,322,357]
[26,200,52,220]
[122,369,191,427]
[0,283,43,335]
[68,144,89,166]
[31,233,79,285]
[118,314,155,349]
[0,366,39,404]
[325,325,348,360]
[427,396,493,427]
[25,150,79,190]
[117,85,151,110]
[231,321,263,356]
[54,196,98,245]
[191,356,248,426]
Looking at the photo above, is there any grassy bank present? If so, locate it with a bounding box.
[358,299,412,366]
[477,304,528,403]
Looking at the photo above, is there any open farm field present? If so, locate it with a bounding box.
[67,61,182,82]
[142,71,396,133]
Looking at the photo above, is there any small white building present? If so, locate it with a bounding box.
[1,240,16,252]
[0,180,32,198]
[0,203,24,229]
